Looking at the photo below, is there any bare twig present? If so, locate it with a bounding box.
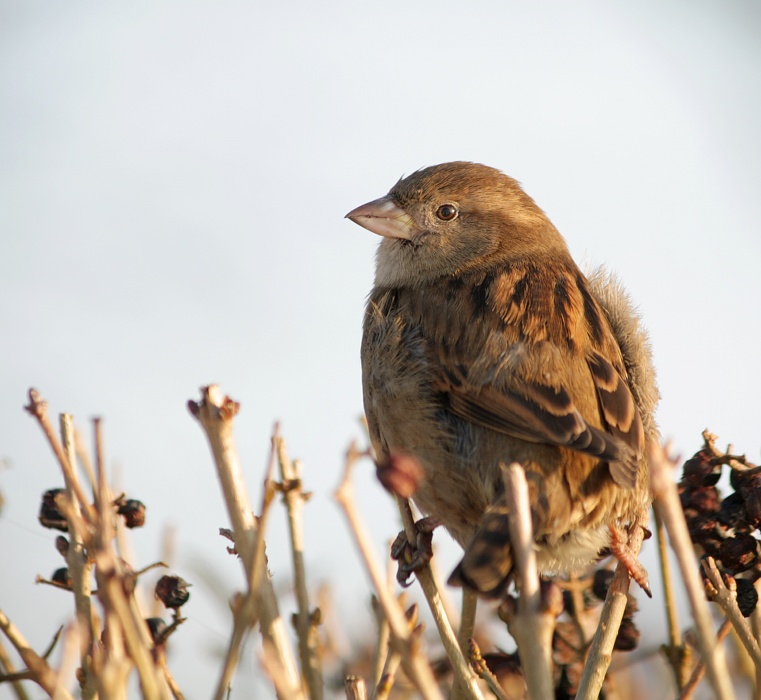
[702,557,761,667]
[276,434,323,700]
[394,497,485,700]
[653,507,691,690]
[467,639,509,700]
[344,675,368,700]
[457,589,478,662]
[370,591,391,693]
[501,462,554,700]
[335,442,444,700]
[679,619,732,699]
[576,513,647,700]
[189,386,301,700]
[0,636,32,700]
[0,609,74,699]
[59,414,96,699]
[649,442,735,700]
[24,390,95,523]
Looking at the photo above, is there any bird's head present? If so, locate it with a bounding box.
[346,161,569,288]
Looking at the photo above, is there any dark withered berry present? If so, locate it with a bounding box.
[376,453,424,499]
[155,575,191,609]
[719,534,759,573]
[682,486,721,515]
[145,617,167,645]
[51,567,72,588]
[117,499,146,529]
[613,617,641,651]
[39,488,68,532]
[736,578,759,617]
[718,491,749,530]
[687,514,720,543]
[592,569,615,601]
[741,486,761,529]
[682,450,721,487]
[55,536,70,558]
[730,467,761,492]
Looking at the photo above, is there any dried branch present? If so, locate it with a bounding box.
[679,619,732,699]
[24,390,95,524]
[276,434,323,700]
[344,675,368,700]
[576,513,647,700]
[59,414,96,698]
[501,462,554,700]
[467,639,508,700]
[188,386,300,700]
[653,507,691,690]
[0,609,73,699]
[0,636,32,700]
[334,442,444,700]
[649,442,735,700]
[702,557,761,667]
[394,496,485,700]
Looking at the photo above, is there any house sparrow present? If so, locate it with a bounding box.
[347,162,659,597]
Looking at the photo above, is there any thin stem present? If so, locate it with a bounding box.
[334,442,444,700]
[679,619,732,699]
[649,442,735,700]
[276,435,323,700]
[501,462,554,700]
[189,386,301,700]
[0,609,74,699]
[395,497,485,700]
[576,515,647,700]
[702,557,761,667]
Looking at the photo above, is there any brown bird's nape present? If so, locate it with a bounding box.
[348,161,658,598]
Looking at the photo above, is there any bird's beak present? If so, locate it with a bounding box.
[345,196,417,240]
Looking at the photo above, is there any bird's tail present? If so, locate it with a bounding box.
[447,501,514,598]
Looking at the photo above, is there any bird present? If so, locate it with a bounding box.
[346,161,659,597]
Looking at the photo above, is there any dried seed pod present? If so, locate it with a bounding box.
[741,486,761,529]
[730,467,761,492]
[55,536,70,558]
[144,617,168,645]
[117,499,146,529]
[51,567,72,588]
[613,617,641,651]
[719,533,759,573]
[686,486,721,516]
[735,578,759,617]
[718,491,749,530]
[682,450,721,487]
[592,569,615,601]
[155,575,191,609]
[687,514,720,544]
[376,453,424,498]
[39,488,68,532]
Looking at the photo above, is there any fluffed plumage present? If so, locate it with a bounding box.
[348,162,659,596]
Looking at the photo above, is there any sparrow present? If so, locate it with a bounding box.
[347,161,659,597]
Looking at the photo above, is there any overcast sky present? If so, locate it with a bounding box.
[1,2,759,697]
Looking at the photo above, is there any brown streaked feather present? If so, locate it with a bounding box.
[587,352,644,486]
[435,368,638,481]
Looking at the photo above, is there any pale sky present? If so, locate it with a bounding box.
[1,2,760,697]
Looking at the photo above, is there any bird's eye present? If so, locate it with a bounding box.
[436,204,458,221]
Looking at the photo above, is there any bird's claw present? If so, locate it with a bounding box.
[390,517,440,587]
[608,523,652,598]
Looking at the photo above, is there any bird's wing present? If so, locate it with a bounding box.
[433,354,641,488]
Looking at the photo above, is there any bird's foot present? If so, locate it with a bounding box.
[608,523,652,598]
[390,516,440,587]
